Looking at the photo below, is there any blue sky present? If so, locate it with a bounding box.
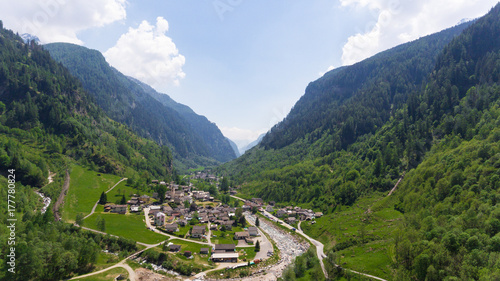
[0,0,497,148]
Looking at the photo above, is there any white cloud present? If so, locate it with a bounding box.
[340,0,498,66]
[0,0,126,44]
[104,17,186,90]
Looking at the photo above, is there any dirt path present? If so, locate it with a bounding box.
[387,171,405,196]
[71,228,167,281]
[84,178,127,220]
[70,260,137,281]
[53,170,70,221]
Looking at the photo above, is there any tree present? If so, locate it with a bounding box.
[324,249,342,279]
[157,185,167,203]
[255,217,260,227]
[120,195,126,205]
[239,215,247,228]
[76,213,84,226]
[98,192,107,205]
[96,216,106,232]
[190,202,198,212]
[220,177,229,193]
[255,240,260,252]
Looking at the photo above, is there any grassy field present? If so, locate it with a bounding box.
[211,226,244,245]
[237,247,257,261]
[62,165,122,222]
[93,251,121,271]
[106,180,155,204]
[72,267,128,281]
[85,212,166,244]
[165,239,213,266]
[301,192,402,280]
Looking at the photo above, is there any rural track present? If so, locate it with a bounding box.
[84,177,127,220]
[230,195,389,281]
[53,170,70,221]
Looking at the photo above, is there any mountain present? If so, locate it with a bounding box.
[240,133,265,155]
[20,33,40,44]
[226,137,241,157]
[221,19,474,185]
[220,4,500,280]
[43,43,236,168]
[129,77,237,163]
[0,23,173,280]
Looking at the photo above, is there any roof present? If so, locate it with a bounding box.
[248,227,258,235]
[192,226,206,234]
[235,231,249,237]
[215,244,236,251]
[169,245,181,250]
[211,253,239,259]
[200,247,210,252]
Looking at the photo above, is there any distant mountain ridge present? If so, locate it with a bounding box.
[43,43,236,168]
[128,76,238,163]
[240,133,265,155]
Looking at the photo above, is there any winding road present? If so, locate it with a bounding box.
[230,195,388,281]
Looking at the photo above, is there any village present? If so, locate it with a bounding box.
[101,172,322,266]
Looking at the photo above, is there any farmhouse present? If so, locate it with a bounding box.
[248,227,259,236]
[165,223,178,232]
[191,225,206,238]
[214,244,235,253]
[111,205,127,214]
[234,231,249,240]
[211,252,238,263]
[169,244,181,252]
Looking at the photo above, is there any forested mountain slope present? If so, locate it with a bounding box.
[130,77,236,162]
[0,22,173,281]
[221,4,500,280]
[44,43,235,168]
[220,19,474,197]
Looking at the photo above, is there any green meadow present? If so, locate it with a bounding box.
[85,212,166,244]
[62,165,122,222]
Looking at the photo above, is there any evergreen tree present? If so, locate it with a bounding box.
[99,192,107,205]
[220,177,229,193]
[120,195,126,204]
[255,217,260,227]
[255,240,260,252]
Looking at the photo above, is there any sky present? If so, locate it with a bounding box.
[0,0,497,148]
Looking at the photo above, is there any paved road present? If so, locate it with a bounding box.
[260,209,327,276]
[244,213,273,261]
[231,195,390,281]
[84,178,128,220]
[143,207,212,246]
[229,195,327,277]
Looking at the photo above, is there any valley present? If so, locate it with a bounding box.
[0,3,500,281]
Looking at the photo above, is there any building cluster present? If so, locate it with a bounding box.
[152,203,241,234]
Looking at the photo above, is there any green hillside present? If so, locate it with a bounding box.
[0,22,172,281]
[220,4,500,280]
[44,43,236,168]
